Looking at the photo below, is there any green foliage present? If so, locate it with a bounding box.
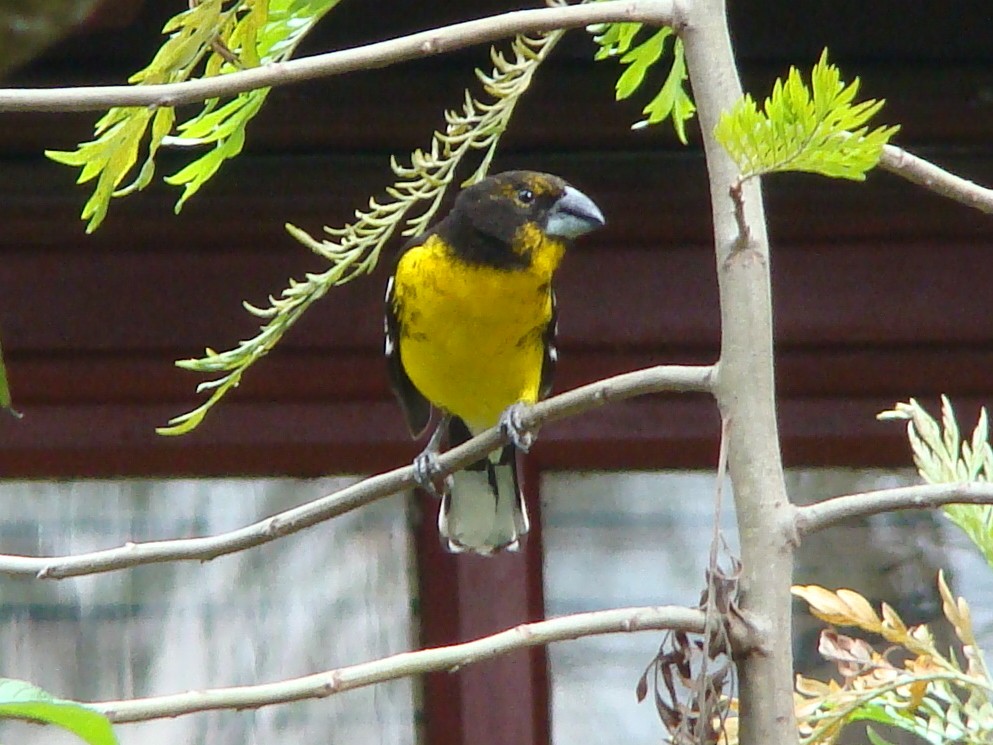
[158,32,563,435]
[714,49,899,182]
[47,107,172,232]
[163,91,267,211]
[590,20,696,143]
[879,396,993,569]
[46,0,340,232]
[0,678,118,745]
[0,331,17,417]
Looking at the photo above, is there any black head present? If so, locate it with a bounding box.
[452,171,605,247]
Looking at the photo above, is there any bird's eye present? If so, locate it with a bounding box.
[517,188,535,205]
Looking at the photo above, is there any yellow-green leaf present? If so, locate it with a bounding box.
[714,48,899,182]
[49,0,342,230]
[0,333,21,418]
[0,678,118,745]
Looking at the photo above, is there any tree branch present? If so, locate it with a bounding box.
[0,0,674,112]
[681,1,799,744]
[96,605,707,723]
[796,482,993,536]
[0,364,713,580]
[879,143,993,214]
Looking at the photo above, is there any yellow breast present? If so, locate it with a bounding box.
[392,228,564,432]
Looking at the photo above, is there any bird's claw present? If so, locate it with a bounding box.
[413,450,450,499]
[500,402,536,453]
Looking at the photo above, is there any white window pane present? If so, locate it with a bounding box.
[0,478,417,745]
[541,471,738,743]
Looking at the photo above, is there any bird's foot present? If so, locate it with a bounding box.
[412,418,451,498]
[413,449,450,499]
[499,402,537,453]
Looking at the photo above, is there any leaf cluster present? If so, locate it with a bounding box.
[638,557,738,744]
[158,31,564,435]
[879,396,993,569]
[714,49,899,183]
[638,630,732,745]
[589,19,695,143]
[785,577,993,745]
[46,0,341,232]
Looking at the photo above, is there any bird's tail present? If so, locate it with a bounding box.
[438,419,529,555]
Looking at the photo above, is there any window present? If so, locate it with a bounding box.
[0,478,417,745]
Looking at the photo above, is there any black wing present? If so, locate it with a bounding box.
[539,289,558,400]
[385,257,432,438]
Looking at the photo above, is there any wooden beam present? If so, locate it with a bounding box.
[4,240,993,354]
[0,394,970,478]
[5,347,993,404]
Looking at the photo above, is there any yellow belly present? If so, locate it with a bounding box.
[393,233,562,431]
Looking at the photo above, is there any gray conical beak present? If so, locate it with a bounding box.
[545,185,606,239]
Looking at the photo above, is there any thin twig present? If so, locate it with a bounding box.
[795,482,993,536]
[709,414,730,572]
[0,364,714,580]
[729,180,751,248]
[97,605,708,723]
[694,413,733,743]
[879,143,993,214]
[0,0,675,112]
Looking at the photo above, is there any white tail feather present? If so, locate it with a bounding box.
[438,454,528,555]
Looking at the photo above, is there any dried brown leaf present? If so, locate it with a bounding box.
[654,683,680,729]
[638,620,734,745]
[661,657,679,701]
[636,667,649,703]
[818,630,875,677]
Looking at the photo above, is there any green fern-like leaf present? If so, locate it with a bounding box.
[45,0,229,231]
[46,107,168,232]
[164,90,267,211]
[158,32,563,435]
[635,37,693,142]
[615,27,670,99]
[591,21,642,60]
[163,0,339,210]
[46,0,340,231]
[590,19,695,144]
[715,49,899,182]
[879,396,993,570]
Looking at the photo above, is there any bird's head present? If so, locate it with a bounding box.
[454,171,605,247]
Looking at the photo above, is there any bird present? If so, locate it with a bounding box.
[385,171,605,554]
